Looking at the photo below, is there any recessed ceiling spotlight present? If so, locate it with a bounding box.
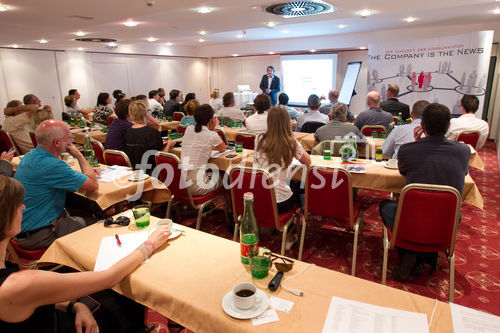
[251,6,259,10]
[196,7,214,14]
[77,47,84,51]
[281,29,289,33]
[265,21,277,27]
[236,34,244,38]
[198,30,207,36]
[123,20,138,27]
[290,7,305,12]
[268,52,275,54]
[147,37,158,42]
[359,46,367,50]
[39,39,48,44]
[108,42,118,47]
[310,49,316,53]
[359,9,371,18]
[0,4,10,12]
[404,16,417,23]
[494,7,500,14]
[165,42,173,46]
[337,24,347,29]
[198,38,206,43]
[10,44,18,48]
[232,54,238,57]
[75,31,87,37]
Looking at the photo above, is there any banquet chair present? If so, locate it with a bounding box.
[173,112,184,121]
[227,165,303,259]
[29,132,38,147]
[103,149,132,168]
[304,166,363,275]
[300,121,325,133]
[216,128,227,144]
[7,239,60,271]
[456,130,480,150]
[361,125,387,137]
[90,140,105,165]
[107,116,116,127]
[0,130,20,156]
[155,152,228,230]
[381,183,461,302]
[177,125,187,134]
[234,132,256,150]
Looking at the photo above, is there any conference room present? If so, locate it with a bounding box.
[1,1,500,332]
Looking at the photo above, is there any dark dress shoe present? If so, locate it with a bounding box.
[391,253,417,282]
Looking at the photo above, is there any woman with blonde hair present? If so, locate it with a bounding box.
[254,106,311,213]
[209,89,223,113]
[31,107,54,131]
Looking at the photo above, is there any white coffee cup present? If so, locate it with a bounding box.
[233,282,257,310]
[388,159,398,168]
[133,170,145,178]
[156,218,173,230]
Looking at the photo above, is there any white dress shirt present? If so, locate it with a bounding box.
[181,126,222,171]
[148,98,163,113]
[218,106,246,122]
[296,110,329,131]
[245,112,268,134]
[268,76,273,90]
[446,113,489,149]
[382,119,421,158]
[210,98,223,113]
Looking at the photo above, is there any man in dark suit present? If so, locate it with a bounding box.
[379,103,470,282]
[380,84,410,121]
[259,66,280,106]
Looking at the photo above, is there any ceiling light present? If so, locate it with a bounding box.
[10,44,18,48]
[359,47,367,50]
[337,24,347,29]
[310,49,316,53]
[251,6,259,10]
[236,34,244,38]
[123,20,138,27]
[404,16,417,22]
[39,39,48,44]
[75,31,87,37]
[196,7,214,14]
[265,21,277,27]
[198,30,207,36]
[290,7,305,12]
[198,38,205,43]
[359,9,371,17]
[77,47,84,51]
[108,42,118,47]
[165,42,173,46]
[232,54,238,57]
[147,37,158,42]
[281,29,289,33]
[494,7,500,14]
[268,52,275,55]
[0,4,10,12]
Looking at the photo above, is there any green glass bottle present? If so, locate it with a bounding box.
[83,135,99,167]
[240,192,259,265]
[376,146,383,162]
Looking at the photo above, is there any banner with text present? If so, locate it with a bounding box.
[368,31,493,117]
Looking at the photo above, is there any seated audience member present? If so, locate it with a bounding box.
[218,92,246,122]
[125,100,164,173]
[158,87,166,106]
[63,95,77,117]
[382,100,429,158]
[180,99,199,127]
[104,99,133,151]
[319,89,355,121]
[446,95,489,149]
[31,107,54,131]
[148,89,163,117]
[0,150,15,177]
[254,106,311,213]
[379,103,470,282]
[0,175,171,332]
[181,104,226,196]
[354,91,393,131]
[209,89,223,113]
[380,84,410,120]
[92,92,115,125]
[315,103,365,143]
[296,94,329,132]
[112,89,126,105]
[3,96,43,154]
[181,93,196,113]
[68,89,94,115]
[278,93,299,120]
[163,89,182,117]
[245,94,271,134]
[14,120,99,250]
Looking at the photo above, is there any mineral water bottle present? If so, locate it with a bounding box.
[83,135,99,167]
[240,192,259,265]
[376,146,383,162]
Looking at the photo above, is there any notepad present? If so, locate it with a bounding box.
[450,303,500,333]
[94,232,148,271]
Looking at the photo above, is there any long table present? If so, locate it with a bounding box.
[71,128,107,145]
[40,214,454,333]
[170,147,254,171]
[150,121,181,132]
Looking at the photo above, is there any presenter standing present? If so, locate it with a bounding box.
[259,65,281,106]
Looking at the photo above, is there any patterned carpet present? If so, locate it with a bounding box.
[146,140,500,330]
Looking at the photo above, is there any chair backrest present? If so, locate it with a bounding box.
[155,152,189,199]
[62,112,69,122]
[29,132,38,147]
[216,128,227,144]
[457,131,480,150]
[392,116,398,125]
[391,183,461,254]
[173,112,184,121]
[103,149,132,167]
[304,166,354,227]
[361,125,387,137]
[91,140,105,164]
[107,116,116,127]
[301,121,325,133]
[235,133,256,150]
[0,130,20,156]
[227,166,280,229]
[177,125,187,134]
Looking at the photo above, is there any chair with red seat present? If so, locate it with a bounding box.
[392,116,399,125]
[7,239,49,270]
[227,165,303,259]
[91,140,105,165]
[177,125,187,134]
[361,125,387,137]
[0,130,20,156]
[456,130,480,150]
[234,132,256,150]
[155,152,228,230]
[103,149,132,168]
[381,183,461,302]
[216,128,227,144]
[28,132,38,147]
[304,166,363,274]
[107,116,116,127]
[173,112,184,122]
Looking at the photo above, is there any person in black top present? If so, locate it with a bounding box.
[162,89,182,118]
[180,92,196,114]
[380,84,410,120]
[259,65,281,106]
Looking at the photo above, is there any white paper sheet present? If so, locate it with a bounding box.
[251,309,280,326]
[322,296,429,333]
[210,148,235,158]
[450,303,500,333]
[269,296,294,313]
[94,232,148,271]
[97,166,133,183]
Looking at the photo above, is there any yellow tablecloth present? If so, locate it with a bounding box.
[40,215,454,333]
[71,129,107,145]
[150,121,181,131]
[170,148,253,171]
[221,126,247,142]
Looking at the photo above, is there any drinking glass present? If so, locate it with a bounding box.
[132,205,150,228]
[323,149,331,160]
[101,126,108,133]
[235,142,243,153]
[371,131,378,138]
[249,247,271,279]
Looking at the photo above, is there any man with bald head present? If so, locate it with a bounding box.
[14,120,99,249]
[319,89,355,121]
[354,91,393,131]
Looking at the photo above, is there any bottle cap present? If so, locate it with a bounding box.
[244,192,254,200]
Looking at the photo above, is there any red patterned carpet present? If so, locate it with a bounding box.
[147,141,500,330]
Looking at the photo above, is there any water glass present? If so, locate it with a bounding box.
[323,149,331,160]
[132,205,150,228]
[235,142,243,153]
[371,131,378,138]
[250,247,271,279]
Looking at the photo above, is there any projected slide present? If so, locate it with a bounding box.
[338,62,362,105]
[281,54,337,106]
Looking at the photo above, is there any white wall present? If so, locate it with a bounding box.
[0,50,209,124]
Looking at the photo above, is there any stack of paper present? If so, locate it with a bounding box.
[94,232,148,271]
[97,166,133,183]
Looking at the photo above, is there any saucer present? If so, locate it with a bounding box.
[221,289,268,319]
[128,173,150,181]
[384,162,398,169]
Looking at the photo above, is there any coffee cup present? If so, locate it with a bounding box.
[388,159,398,168]
[156,218,173,230]
[232,282,257,310]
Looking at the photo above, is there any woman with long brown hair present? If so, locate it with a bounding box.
[254,106,311,213]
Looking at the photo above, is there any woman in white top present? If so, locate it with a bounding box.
[254,106,311,213]
[181,104,226,196]
[245,93,271,134]
[209,89,223,113]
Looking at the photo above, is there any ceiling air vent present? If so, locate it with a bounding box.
[74,37,117,43]
[265,1,337,17]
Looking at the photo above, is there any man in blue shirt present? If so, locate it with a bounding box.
[14,120,99,249]
[382,100,429,158]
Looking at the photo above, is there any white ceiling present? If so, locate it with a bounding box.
[1,0,499,55]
